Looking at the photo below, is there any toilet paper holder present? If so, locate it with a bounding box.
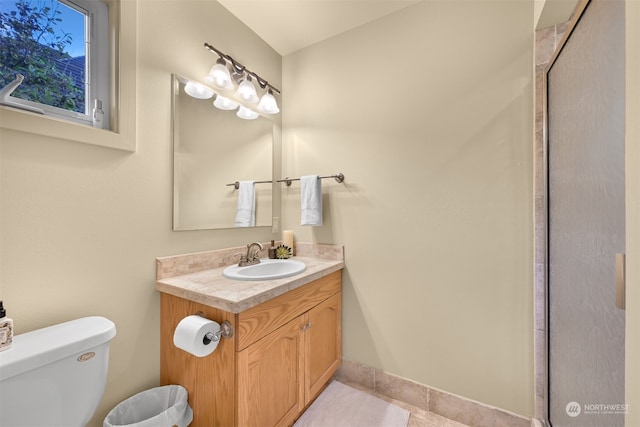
[196,312,233,344]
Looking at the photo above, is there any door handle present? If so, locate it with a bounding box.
[615,253,625,310]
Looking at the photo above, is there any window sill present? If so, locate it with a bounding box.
[0,0,137,153]
[0,105,135,152]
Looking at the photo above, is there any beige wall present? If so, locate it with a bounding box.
[0,1,281,425]
[282,0,534,417]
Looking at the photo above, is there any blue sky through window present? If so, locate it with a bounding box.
[0,0,85,57]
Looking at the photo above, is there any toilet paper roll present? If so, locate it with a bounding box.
[173,315,220,357]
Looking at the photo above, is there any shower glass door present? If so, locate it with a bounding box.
[547,0,625,426]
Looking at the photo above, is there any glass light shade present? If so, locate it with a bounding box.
[184,81,214,99]
[237,106,259,120]
[235,78,259,103]
[205,60,233,90]
[213,95,239,110]
[257,90,279,114]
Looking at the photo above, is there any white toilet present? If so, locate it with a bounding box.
[0,316,117,427]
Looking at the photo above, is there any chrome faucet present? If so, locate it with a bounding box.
[238,242,263,266]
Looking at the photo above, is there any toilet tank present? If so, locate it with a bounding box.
[0,316,117,427]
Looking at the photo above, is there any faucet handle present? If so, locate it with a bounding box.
[237,253,249,267]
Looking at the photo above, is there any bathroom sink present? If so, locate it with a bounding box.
[223,259,306,281]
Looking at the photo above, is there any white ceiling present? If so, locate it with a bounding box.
[536,0,579,29]
[217,0,421,56]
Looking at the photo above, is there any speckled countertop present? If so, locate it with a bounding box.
[155,243,344,313]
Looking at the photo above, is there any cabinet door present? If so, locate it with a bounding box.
[237,316,304,427]
[304,292,342,403]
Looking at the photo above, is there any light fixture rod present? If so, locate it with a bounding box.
[204,43,281,94]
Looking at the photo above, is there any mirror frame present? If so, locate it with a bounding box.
[171,73,281,231]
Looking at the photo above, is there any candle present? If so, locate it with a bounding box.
[282,230,294,252]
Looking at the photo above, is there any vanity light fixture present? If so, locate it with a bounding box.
[184,81,214,99]
[257,88,279,114]
[213,94,239,110]
[237,105,259,120]
[205,57,234,90]
[204,42,280,114]
[235,75,259,103]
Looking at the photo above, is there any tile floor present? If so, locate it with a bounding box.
[334,360,530,427]
[337,379,470,427]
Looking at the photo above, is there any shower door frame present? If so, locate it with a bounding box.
[535,0,626,425]
[534,2,589,422]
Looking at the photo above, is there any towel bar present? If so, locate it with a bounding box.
[226,180,273,190]
[277,173,344,187]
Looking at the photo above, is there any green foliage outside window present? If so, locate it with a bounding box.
[0,0,85,112]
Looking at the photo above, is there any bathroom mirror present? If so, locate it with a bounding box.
[172,74,274,230]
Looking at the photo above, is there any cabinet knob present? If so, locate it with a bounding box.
[301,322,312,331]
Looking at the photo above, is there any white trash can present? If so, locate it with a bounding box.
[104,385,193,427]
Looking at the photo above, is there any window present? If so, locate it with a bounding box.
[0,0,109,128]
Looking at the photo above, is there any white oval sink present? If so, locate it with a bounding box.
[223,259,306,281]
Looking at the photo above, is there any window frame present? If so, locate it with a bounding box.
[0,0,136,152]
[2,0,110,127]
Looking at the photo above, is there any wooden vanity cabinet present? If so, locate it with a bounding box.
[304,292,342,401]
[160,270,342,427]
[236,316,305,427]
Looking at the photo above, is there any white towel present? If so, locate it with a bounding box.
[234,181,255,227]
[301,175,322,226]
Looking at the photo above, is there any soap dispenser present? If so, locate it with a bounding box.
[92,99,104,128]
[268,240,276,259]
[0,301,13,351]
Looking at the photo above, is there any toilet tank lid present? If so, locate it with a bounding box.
[0,316,116,381]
